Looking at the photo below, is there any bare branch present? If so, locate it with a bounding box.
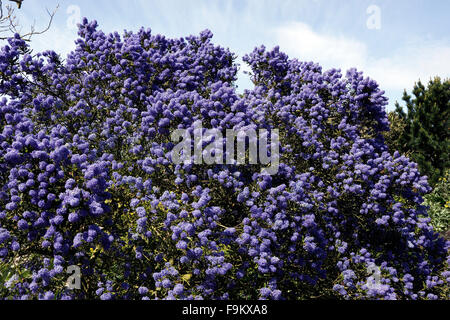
[0,1,59,41]
[20,4,59,41]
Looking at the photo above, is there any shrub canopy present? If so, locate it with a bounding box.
[0,19,448,300]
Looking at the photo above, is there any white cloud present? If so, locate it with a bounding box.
[275,22,367,71]
[274,21,450,94]
[366,44,450,90]
[29,26,78,59]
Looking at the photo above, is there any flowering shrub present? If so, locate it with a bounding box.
[0,19,448,300]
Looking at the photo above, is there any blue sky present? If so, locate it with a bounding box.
[8,0,450,110]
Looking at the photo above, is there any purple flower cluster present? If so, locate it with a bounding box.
[0,19,448,300]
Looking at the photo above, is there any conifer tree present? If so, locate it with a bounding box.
[394,77,450,186]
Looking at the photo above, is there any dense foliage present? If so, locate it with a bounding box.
[0,19,448,300]
[424,171,450,233]
[393,78,450,187]
[384,111,407,155]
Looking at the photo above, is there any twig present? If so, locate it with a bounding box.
[0,1,59,41]
[20,5,59,41]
